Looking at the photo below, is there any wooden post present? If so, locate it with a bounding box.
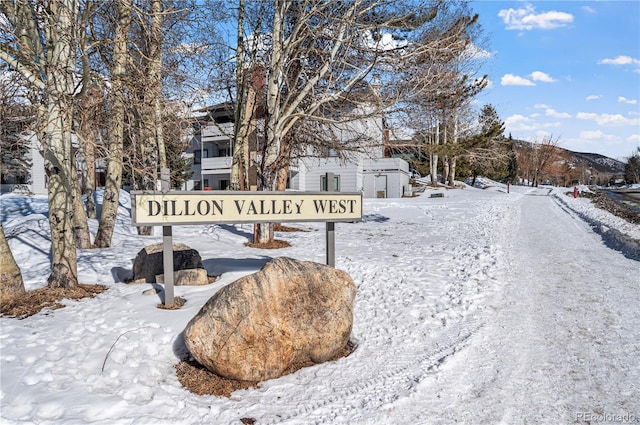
[325,172,335,267]
[160,167,174,306]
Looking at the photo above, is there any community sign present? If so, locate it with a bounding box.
[130,191,363,226]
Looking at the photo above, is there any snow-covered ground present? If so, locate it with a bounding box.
[1,182,638,425]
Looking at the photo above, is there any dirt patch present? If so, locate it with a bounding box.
[176,340,356,397]
[244,239,291,249]
[574,191,640,224]
[157,296,187,310]
[0,284,107,319]
[274,224,307,232]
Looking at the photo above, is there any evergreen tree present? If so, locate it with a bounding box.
[624,148,640,184]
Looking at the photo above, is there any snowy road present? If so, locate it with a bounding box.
[384,189,640,424]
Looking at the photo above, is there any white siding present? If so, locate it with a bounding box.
[362,158,410,198]
[298,158,361,192]
[30,136,46,195]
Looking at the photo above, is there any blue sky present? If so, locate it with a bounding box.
[469,1,639,161]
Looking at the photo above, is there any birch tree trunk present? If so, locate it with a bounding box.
[430,122,439,185]
[70,148,92,248]
[84,134,97,219]
[150,0,166,171]
[231,0,247,191]
[94,0,132,248]
[0,224,25,305]
[42,1,79,288]
[135,0,163,235]
[1,0,86,287]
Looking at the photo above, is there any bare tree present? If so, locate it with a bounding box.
[516,135,562,187]
[0,69,34,190]
[93,0,133,247]
[227,0,478,243]
[0,0,98,287]
[394,3,487,187]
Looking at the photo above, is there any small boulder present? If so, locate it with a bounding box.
[183,257,356,381]
[132,243,208,286]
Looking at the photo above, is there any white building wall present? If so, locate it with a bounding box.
[30,135,46,195]
[297,157,361,192]
[362,158,410,198]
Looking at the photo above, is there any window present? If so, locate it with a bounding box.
[321,174,340,192]
[194,149,209,164]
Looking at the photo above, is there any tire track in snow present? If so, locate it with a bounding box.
[258,315,483,425]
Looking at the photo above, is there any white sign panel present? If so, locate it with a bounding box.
[130,191,363,226]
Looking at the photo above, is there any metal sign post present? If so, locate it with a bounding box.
[325,173,335,267]
[160,168,174,307]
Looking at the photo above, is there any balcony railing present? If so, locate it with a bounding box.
[201,122,233,141]
[201,156,232,173]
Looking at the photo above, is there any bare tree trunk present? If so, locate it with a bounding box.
[84,136,97,219]
[94,0,132,248]
[430,122,439,185]
[0,224,25,305]
[449,156,457,186]
[275,165,288,191]
[231,0,247,191]
[253,222,274,245]
[44,93,79,288]
[150,0,165,171]
[263,0,286,190]
[70,148,92,248]
[43,1,79,288]
[443,157,449,186]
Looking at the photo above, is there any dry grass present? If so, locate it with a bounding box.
[0,284,107,319]
[244,239,291,249]
[574,191,640,224]
[176,340,356,397]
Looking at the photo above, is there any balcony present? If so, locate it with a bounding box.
[202,122,233,142]
[201,156,232,174]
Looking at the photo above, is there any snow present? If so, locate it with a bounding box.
[1,182,639,425]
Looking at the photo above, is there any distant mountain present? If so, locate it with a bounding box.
[570,151,625,174]
[512,139,626,175]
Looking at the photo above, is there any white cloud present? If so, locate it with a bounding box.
[531,71,556,83]
[576,112,640,126]
[534,104,550,109]
[598,55,640,66]
[498,3,574,30]
[618,96,638,105]
[530,71,556,82]
[581,6,596,14]
[545,108,571,119]
[505,114,537,131]
[586,95,601,101]
[501,74,535,86]
[579,130,616,141]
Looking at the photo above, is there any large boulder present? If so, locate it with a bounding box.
[183,257,356,381]
[132,243,208,286]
